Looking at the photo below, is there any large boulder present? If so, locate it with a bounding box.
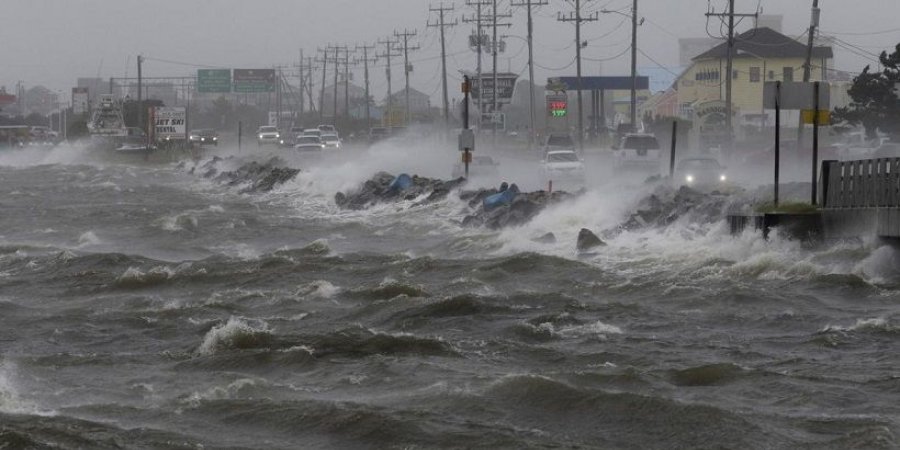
[576,228,606,252]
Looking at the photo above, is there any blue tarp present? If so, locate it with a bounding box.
[483,184,519,211]
[388,173,413,192]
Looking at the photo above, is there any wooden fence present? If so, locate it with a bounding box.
[822,159,900,209]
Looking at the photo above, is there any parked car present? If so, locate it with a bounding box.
[294,135,324,152]
[613,133,662,173]
[541,150,585,187]
[257,126,280,146]
[318,124,337,134]
[189,129,218,146]
[451,155,500,179]
[321,134,341,149]
[673,158,728,189]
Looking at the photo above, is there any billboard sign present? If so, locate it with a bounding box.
[233,69,276,93]
[152,107,186,139]
[470,74,519,104]
[197,69,232,93]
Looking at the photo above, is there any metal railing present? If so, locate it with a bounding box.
[822,158,900,209]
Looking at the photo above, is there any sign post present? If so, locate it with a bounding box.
[459,76,475,179]
[764,81,830,207]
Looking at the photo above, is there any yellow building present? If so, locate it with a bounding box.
[675,27,833,142]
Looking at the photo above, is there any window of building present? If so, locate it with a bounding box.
[768,70,775,80]
[783,67,794,82]
[733,70,739,80]
[749,67,761,82]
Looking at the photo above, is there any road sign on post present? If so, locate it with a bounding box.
[763,81,830,110]
[233,69,276,93]
[197,69,232,93]
[801,109,831,125]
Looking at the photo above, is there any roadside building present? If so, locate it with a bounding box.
[674,27,833,144]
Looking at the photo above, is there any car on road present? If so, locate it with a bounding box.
[294,135,325,152]
[674,158,728,189]
[257,126,280,146]
[318,124,337,134]
[451,155,500,179]
[189,129,218,147]
[613,133,662,173]
[542,133,576,153]
[369,127,389,144]
[302,128,322,138]
[541,150,585,186]
[321,134,341,149]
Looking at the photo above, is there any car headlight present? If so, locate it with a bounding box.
[276,133,280,138]
[279,139,284,144]
[686,175,694,183]
[258,134,263,139]
[213,137,217,141]
[720,175,727,182]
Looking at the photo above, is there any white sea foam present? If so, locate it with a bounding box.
[77,230,101,248]
[821,317,898,334]
[197,317,273,355]
[296,280,340,299]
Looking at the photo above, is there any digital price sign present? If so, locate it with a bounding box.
[547,95,568,118]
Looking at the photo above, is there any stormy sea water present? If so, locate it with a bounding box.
[0,139,898,449]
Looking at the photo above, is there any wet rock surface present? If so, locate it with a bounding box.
[576,228,605,251]
[618,184,732,232]
[462,189,578,230]
[186,157,300,193]
[335,172,466,210]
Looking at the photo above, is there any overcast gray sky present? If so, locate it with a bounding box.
[3,0,898,102]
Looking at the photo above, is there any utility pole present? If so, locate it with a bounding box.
[378,37,401,126]
[137,55,143,135]
[317,46,330,121]
[394,29,419,126]
[356,44,377,129]
[511,0,548,148]
[332,46,345,124]
[706,1,757,149]
[428,3,457,128]
[298,49,305,116]
[630,0,638,128]
[463,0,492,130]
[306,57,317,115]
[559,0,598,152]
[798,0,821,157]
[343,47,353,120]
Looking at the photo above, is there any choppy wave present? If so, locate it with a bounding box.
[197,317,275,355]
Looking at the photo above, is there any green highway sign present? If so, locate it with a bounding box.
[197,69,232,93]
[233,69,276,93]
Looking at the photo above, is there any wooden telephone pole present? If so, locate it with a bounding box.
[558,0,598,152]
[428,4,458,127]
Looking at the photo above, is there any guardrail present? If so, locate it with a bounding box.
[822,158,900,209]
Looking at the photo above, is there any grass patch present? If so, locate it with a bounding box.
[754,202,820,214]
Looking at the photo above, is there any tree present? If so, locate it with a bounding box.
[833,43,900,139]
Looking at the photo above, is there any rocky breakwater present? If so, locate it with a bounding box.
[616,183,736,233]
[184,156,300,193]
[461,183,579,230]
[334,172,466,210]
